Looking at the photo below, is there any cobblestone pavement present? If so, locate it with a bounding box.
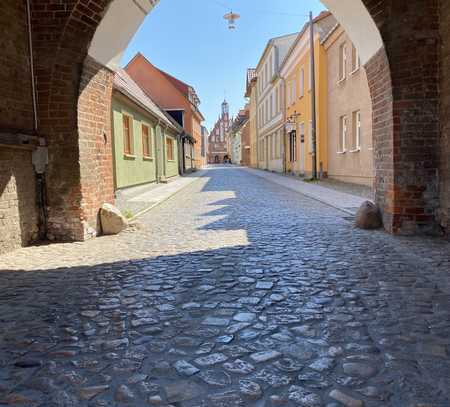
[1,166,450,406]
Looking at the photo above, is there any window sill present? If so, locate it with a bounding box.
[143,156,154,161]
[124,154,136,159]
[337,78,346,85]
[337,150,347,155]
[350,67,360,76]
[167,159,176,162]
[349,148,361,153]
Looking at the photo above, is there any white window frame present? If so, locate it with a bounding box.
[339,43,347,82]
[351,110,361,151]
[351,45,360,74]
[338,115,348,153]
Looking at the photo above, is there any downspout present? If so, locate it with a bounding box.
[27,0,49,240]
[281,77,287,174]
[155,121,161,183]
[26,0,38,133]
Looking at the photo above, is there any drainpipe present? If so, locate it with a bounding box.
[26,0,38,133]
[154,121,160,183]
[27,0,49,240]
[281,78,287,174]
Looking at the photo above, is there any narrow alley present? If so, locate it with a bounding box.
[1,167,450,406]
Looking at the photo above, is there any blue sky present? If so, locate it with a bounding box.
[122,0,326,130]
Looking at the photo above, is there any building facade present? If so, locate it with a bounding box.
[112,70,180,193]
[245,69,258,168]
[256,33,298,173]
[229,108,249,165]
[323,25,374,187]
[280,12,336,178]
[125,53,205,170]
[201,126,209,167]
[208,101,231,164]
[241,106,252,167]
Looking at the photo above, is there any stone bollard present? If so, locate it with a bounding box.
[100,203,128,235]
[355,201,382,230]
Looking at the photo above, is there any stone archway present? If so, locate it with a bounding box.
[28,0,444,239]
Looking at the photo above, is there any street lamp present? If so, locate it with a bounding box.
[224,11,240,30]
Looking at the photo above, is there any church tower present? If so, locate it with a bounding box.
[221,99,229,119]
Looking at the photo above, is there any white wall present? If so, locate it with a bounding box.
[88,0,159,69]
[320,0,383,64]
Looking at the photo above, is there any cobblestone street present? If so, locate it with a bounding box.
[2,166,450,406]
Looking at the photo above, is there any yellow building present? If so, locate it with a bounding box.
[245,69,258,168]
[280,11,336,178]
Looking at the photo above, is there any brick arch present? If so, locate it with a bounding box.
[31,0,442,240]
[32,0,114,240]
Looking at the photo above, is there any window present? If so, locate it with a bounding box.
[339,43,347,81]
[166,137,174,161]
[265,99,269,123]
[289,131,297,162]
[299,122,305,145]
[292,78,296,102]
[299,67,304,97]
[308,120,313,153]
[288,79,296,106]
[351,45,360,73]
[270,93,273,118]
[352,110,361,150]
[339,116,348,153]
[142,124,151,158]
[122,114,133,155]
[269,54,273,79]
[275,87,279,114]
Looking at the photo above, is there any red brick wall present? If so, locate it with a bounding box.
[440,1,450,236]
[0,2,34,133]
[31,0,112,241]
[78,56,115,237]
[363,0,441,235]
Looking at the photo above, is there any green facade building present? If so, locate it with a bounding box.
[112,69,181,192]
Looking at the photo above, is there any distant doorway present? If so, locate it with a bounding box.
[214,155,219,163]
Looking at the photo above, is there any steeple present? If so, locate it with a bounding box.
[221,99,229,118]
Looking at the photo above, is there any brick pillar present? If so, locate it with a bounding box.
[364,48,394,231]
[440,0,450,237]
[78,56,115,237]
[363,0,441,235]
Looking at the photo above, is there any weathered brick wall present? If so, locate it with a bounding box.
[0,149,39,255]
[440,1,450,237]
[0,2,34,133]
[78,56,115,237]
[363,0,441,235]
[31,0,112,241]
[0,2,39,255]
[364,48,394,230]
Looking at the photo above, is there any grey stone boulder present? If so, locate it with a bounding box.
[355,201,382,230]
[100,203,128,235]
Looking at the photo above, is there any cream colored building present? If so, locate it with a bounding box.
[323,25,374,186]
[256,33,298,172]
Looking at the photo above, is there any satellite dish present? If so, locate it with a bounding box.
[224,11,240,30]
